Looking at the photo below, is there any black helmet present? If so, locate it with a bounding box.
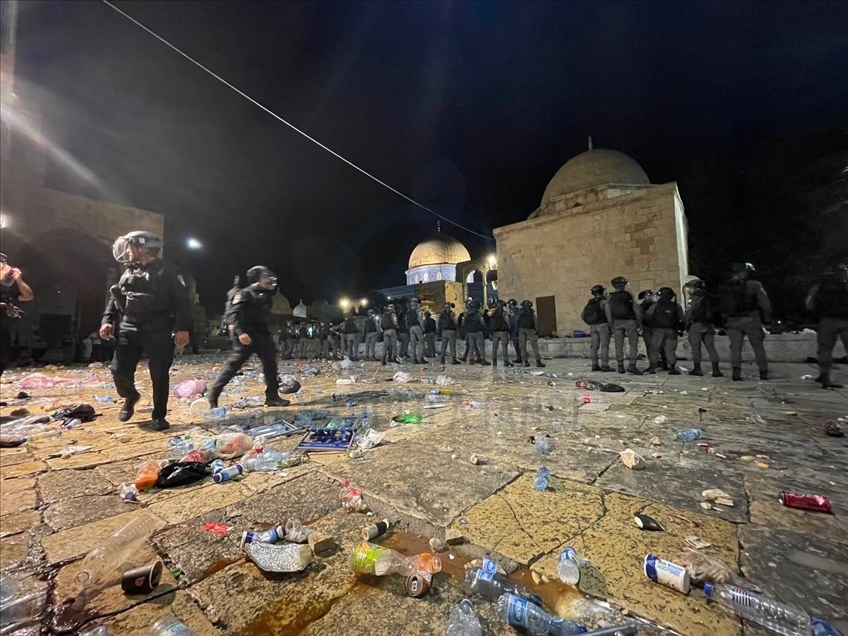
[637,289,655,300]
[386,304,395,313]
[520,299,532,308]
[657,287,676,299]
[590,285,606,296]
[424,311,431,317]
[112,231,162,263]
[731,262,755,277]
[470,300,481,311]
[685,278,705,290]
[246,266,277,289]
[507,299,517,307]
[611,276,628,289]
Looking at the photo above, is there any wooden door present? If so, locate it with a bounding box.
[535,295,557,337]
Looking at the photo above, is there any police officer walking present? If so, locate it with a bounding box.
[423,311,437,358]
[362,309,379,360]
[684,278,723,377]
[645,287,683,375]
[517,300,545,367]
[380,304,399,365]
[341,312,359,360]
[488,299,512,367]
[208,266,290,409]
[605,276,642,374]
[581,285,612,372]
[407,298,427,364]
[719,263,771,381]
[100,232,191,431]
[806,257,848,389]
[438,302,460,365]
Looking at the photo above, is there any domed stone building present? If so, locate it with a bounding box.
[405,234,471,285]
[494,141,690,336]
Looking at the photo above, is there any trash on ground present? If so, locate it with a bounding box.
[672,428,702,442]
[354,429,385,450]
[653,415,669,424]
[702,489,734,507]
[747,413,767,425]
[350,541,442,579]
[284,520,313,543]
[340,480,369,513]
[683,535,712,549]
[243,541,312,573]
[779,491,833,514]
[634,513,664,531]
[240,525,286,547]
[704,582,812,634]
[203,522,231,536]
[156,462,210,488]
[120,560,163,595]
[446,598,482,636]
[557,547,581,585]
[823,420,844,437]
[46,445,93,458]
[643,554,690,593]
[362,520,391,541]
[620,449,646,470]
[497,592,585,634]
[464,559,542,606]
[533,467,550,491]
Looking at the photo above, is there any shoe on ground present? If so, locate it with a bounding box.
[506,362,514,367]
[208,398,219,409]
[265,396,291,407]
[759,370,769,381]
[732,368,742,381]
[536,361,546,367]
[452,359,461,365]
[627,365,640,375]
[601,366,614,372]
[119,393,140,422]
[151,418,170,431]
[524,361,531,367]
[480,360,491,366]
[669,368,681,375]
[617,365,625,374]
[591,365,601,372]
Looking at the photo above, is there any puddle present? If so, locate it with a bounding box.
[508,568,583,619]
[203,556,241,579]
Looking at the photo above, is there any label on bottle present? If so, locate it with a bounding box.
[350,542,386,574]
[477,557,498,582]
[643,554,690,593]
[559,547,577,564]
[506,594,529,627]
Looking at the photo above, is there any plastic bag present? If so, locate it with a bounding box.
[393,371,415,383]
[155,462,210,488]
[172,379,206,399]
[214,432,254,459]
[53,404,98,423]
[279,377,301,394]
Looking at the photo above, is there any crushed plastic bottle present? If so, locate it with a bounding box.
[350,542,442,577]
[557,547,580,585]
[168,438,194,457]
[425,393,451,403]
[283,519,313,543]
[672,428,703,442]
[340,480,369,512]
[246,423,290,442]
[93,395,115,403]
[653,415,669,425]
[242,451,291,472]
[119,483,138,502]
[135,460,164,491]
[72,514,159,606]
[202,406,232,421]
[0,580,47,632]
[149,615,198,636]
[464,562,543,606]
[534,467,551,491]
[447,599,482,636]
[747,413,767,426]
[704,583,810,636]
[497,593,587,635]
[535,436,551,454]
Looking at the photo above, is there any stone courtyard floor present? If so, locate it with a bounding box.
[1,355,846,636]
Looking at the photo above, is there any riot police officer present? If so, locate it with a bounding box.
[684,278,723,377]
[100,231,191,431]
[581,285,612,372]
[407,298,427,364]
[507,299,522,364]
[341,312,359,360]
[362,309,379,360]
[208,266,289,408]
[488,299,512,367]
[423,311,437,358]
[638,290,668,370]
[719,263,771,381]
[605,276,642,374]
[380,304,399,365]
[806,257,848,389]
[645,287,684,375]
[517,300,545,367]
[438,301,460,364]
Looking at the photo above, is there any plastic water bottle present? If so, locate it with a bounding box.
[672,428,702,442]
[703,583,811,636]
[209,459,225,474]
[557,547,580,585]
[247,423,289,441]
[168,439,193,457]
[213,465,243,483]
[149,614,198,636]
[534,467,550,491]
[463,564,543,607]
[535,437,550,454]
[93,395,114,403]
[425,393,451,403]
[243,451,291,472]
[203,406,231,420]
[446,599,482,636]
[497,593,586,635]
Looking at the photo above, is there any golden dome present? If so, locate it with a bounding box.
[541,149,649,207]
[408,235,471,269]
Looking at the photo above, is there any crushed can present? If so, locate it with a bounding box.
[778,491,833,514]
[643,554,690,593]
[361,519,390,541]
[240,525,286,548]
[405,572,432,597]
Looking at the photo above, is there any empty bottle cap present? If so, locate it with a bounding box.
[703,582,713,596]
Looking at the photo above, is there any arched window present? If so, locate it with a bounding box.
[423,272,429,282]
[436,271,443,281]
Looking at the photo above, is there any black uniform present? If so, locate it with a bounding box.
[807,268,848,388]
[646,297,684,373]
[1,282,23,376]
[209,286,280,404]
[103,259,191,421]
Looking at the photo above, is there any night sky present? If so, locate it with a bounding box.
[13,1,848,314]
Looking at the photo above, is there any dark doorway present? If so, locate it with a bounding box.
[535,295,557,337]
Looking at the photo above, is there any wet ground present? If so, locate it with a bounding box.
[1,354,847,635]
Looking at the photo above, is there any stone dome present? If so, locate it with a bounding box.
[541,149,650,207]
[408,235,471,269]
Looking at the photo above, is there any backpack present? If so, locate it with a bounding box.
[380,313,395,330]
[608,291,635,320]
[343,316,358,334]
[719,280,757,317]
[581,299,605,325]
[689,293,717,325]
[517,309,535,329]
[438,311,457,330]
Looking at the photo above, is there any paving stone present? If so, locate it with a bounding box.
[0,482,37,517]
[224,472,339,527]
[148,481,251,525]
[96,589,219,636]
[454,474,604,564]
[0,460,47,479]
[45,451,112,471]
[0,510,41,537]
[41,509,167,564]
[0,532,30,569]
[43,494,130,531]
[0,447,31,466]
[38,468,114,503]
[739,524,848,629]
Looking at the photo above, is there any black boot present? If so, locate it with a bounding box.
[150,418,170,431]
[759,370,769,381]
[265,395,291,407]
[732,367,742,381]
[669,367,681,375]
[627,364,640,375]
[524,361,531,367]
[617,364,625,374]
[711,362,724,377]
[820,373,844,389]
[591,364,602,372]
[536,360,546,367]
[208,396,219,409]
[661,362,670,371]
[440,357,446,365]
[119,393,140,423]
[452,357,460,365]
[601,365,614,372]
[689,364,703,376]
[645,366,656,375]
[480,359,491,366]
[506,361,514,367]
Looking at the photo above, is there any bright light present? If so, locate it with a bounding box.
[186,237,202,250]
[360,298,368,307]
[0,215,8,229]
[487,254,497,268]
[340,298,350,309]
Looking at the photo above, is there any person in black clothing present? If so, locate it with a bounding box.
[363,309,379,360]
[507,299,522,364]
[806,257,848,389]
[380,304,399,365]
[581,285,612,372]
[684,278,723,377]
[517,300,545,367]
[719,262,771,381]
[1,253,34,376]
[438,302,460,364]
[396,301,410,360]
[279,320,295,359]
[100,231,191,431]
[488,299,512,367]
[407,298,427,364]
[341,312,359,360]
[464,299,490,365]
[423,311,437,358]
[638,290,668,370]
[208,266,289,409]
[645,287,684,375]
[605,276,642,374]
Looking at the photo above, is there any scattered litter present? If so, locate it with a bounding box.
[674,549,734,584]
[643,554,690,593]
[649,436,660,446]
[469,454,480,465]
[620,449,646,470]
[429,537,446,552]
[634,513,664,531]
[747,413,767,425]
[203,522,231,536]
[243,542,312,573]
[47,445,93,459]
[653,415,669,424]
[823,420,844,437]
[779,491,833,514]
[684,536,712,549]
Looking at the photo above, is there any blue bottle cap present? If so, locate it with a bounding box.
[703,582,714,597]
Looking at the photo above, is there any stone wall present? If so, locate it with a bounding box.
[535,333,842,364]
[495,182,688,335]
